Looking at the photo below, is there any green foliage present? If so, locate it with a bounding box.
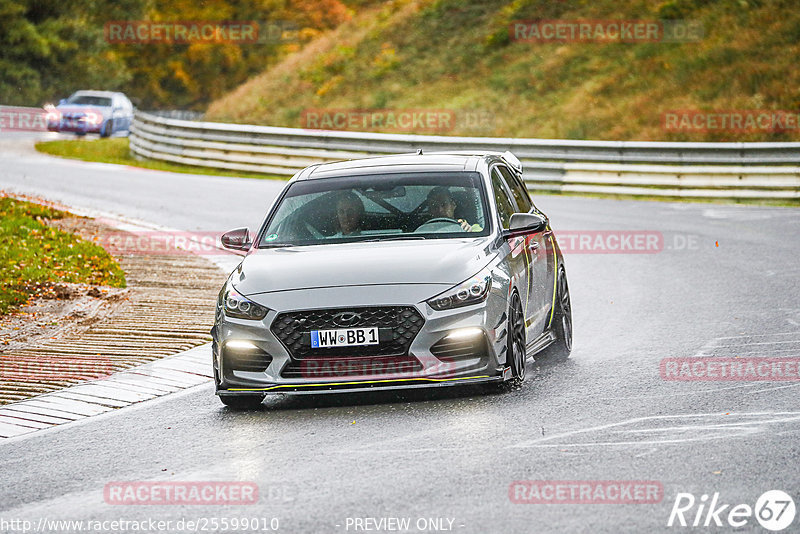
[0,197,126,314]
[0,0,136,105]
[2,0,376,108]
[207,0,800,142]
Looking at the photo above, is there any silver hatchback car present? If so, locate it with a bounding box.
[212,151,572,408]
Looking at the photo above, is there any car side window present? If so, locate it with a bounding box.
[498,165,533,213]
[491,168,517,229]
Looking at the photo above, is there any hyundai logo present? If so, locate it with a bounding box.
[332,311,362,327]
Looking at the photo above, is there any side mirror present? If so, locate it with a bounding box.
[58,99,66,105]
[221,227,252,251]
[505,213,547,237]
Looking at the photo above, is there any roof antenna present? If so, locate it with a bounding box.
[416,148,423,155]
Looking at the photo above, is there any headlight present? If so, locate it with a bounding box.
[427,270,492,311]
[221,287,268,320]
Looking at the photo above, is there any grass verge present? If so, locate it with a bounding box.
[35,138,288,181]
[0,196,126,315]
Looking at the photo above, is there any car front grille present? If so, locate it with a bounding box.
[271,306,424,360]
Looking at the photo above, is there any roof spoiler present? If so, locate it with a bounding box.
[501,151,523,175]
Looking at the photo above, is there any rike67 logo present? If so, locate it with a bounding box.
[668,490,796,531]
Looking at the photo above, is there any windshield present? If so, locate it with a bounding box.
[258,172,490,247]
[66,95,112,107]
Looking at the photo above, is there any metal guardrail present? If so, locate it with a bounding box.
[144,110,205,121]
[130,111,800,200]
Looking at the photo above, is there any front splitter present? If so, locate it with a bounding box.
[217,374,504,396]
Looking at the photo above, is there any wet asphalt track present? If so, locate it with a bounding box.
[1,134,799,533]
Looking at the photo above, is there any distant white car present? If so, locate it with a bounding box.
[46,90,134,137]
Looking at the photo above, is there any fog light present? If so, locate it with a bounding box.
[225,340,259,350]
[445,327,484,340]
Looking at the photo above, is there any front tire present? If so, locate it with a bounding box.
[100,120,113,138]
[506,292,527,386]
[537,267,572,363]
[219,395,265,410]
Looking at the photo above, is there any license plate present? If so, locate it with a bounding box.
[311,327,379,348]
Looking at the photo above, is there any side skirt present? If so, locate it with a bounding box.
[525,330,555,359]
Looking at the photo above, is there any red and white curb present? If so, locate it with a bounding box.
[0,344,213,438]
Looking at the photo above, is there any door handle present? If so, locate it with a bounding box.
[528,242,539,251]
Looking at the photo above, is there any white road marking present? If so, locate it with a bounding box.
[601,382,760,400]
[510,412,800,449]
[711,331,800,341]
[746,382,800,395]
[694,331,800,357]
[709,339,800,348]
[331,412,800,455]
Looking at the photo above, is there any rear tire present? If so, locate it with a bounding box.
[219,395,265,410]
[537,267,572,363]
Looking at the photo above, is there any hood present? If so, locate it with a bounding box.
[232,237,494,296]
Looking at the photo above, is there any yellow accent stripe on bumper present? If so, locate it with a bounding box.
[228,375,493,392]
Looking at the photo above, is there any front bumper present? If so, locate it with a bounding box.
[48,119,103,133]
[212,294,510,396]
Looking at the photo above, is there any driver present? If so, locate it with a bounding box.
[426,187,481,232]
[334,191,365,236]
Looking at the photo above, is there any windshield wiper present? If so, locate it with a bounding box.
[259,243,297,248]
[360,235,428,242]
